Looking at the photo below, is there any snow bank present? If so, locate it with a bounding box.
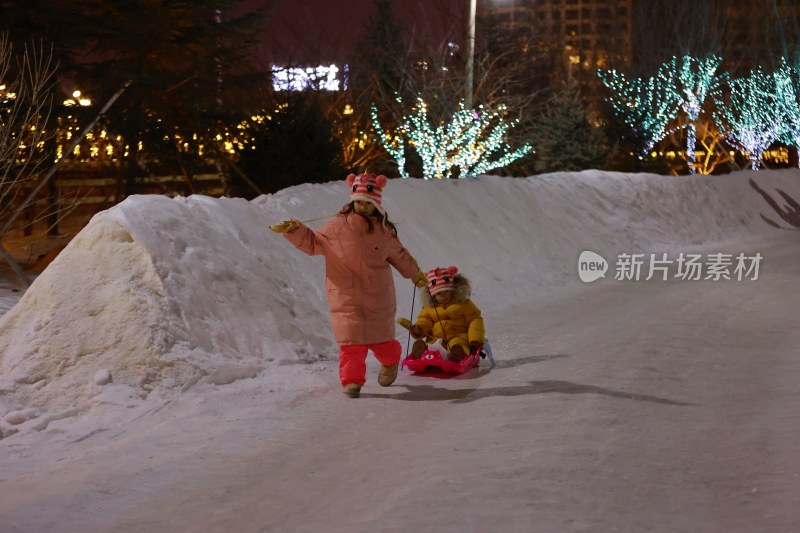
[0,194,336,430]
[0,169,797,433]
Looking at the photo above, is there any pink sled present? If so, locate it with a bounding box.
[400,348,480,375]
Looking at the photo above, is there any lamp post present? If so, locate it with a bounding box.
[466,0,477,109]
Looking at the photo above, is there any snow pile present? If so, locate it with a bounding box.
[0,194,336,430]
[0,169,797,434]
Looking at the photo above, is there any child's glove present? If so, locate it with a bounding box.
[411,269,429,288]
[397,317,429,341]
[469,341,483,354]
[396,316,425,339]
[409,325,425,339]
[270,219,299,233]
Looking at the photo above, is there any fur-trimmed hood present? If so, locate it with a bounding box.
[421,274,472,307]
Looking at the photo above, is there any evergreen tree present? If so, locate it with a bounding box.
[532,80,611,173]
[335,0,410,174]
[348,0,409,111]
[0,0,269,183]
[236,94,345,197]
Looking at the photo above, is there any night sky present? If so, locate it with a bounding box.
[254,0,466,65]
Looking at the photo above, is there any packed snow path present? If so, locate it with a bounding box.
[1,235,797,533]
[1,170,799,532]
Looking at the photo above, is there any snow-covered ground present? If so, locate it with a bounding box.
[0,170,798,532]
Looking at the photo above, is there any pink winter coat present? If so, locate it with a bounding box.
[284,212,420,346]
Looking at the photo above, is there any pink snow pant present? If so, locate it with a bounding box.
[339,340,402,386]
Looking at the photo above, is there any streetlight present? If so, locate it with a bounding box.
[466,0,477,109]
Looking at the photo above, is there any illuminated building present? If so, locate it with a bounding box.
[492,0,634,78]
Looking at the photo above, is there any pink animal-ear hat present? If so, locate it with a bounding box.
[346,173,387,215]
[426,266,458,295]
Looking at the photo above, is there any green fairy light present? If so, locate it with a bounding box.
[598,66,677,157]
[714,66,782,170]
[599,55,723,171]
[369,104,407,178]
[370,97,532,179]
[774,57,800,168]
[672,55,725,172]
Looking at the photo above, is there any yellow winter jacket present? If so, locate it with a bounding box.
[414,299,485,350]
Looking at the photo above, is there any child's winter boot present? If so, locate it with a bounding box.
[343,383,361,398]
[449,344,467,362]
[378,363,398,387]
[411,339,427,359]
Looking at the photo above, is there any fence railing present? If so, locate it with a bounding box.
[8,166,226,235]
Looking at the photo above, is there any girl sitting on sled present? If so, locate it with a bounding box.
[407,266,485,362]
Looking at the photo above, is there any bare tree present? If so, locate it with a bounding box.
[0,33,57,283]
[630,0,723,74]
[0,35,56,222]
[630,0,800,75]
[664,117,738,175]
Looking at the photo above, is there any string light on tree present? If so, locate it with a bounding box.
[598,66,677,159]
[371,97,532,179]
[671,55,725,173]
[714,67,782,171]
[774,57,800,168]
[599,55,724,172]
[370,103,408,178]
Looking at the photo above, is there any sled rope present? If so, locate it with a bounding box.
[300,213,337,224]
[404,285,417,358]
[433,304,451,349]
[270,213,337,233]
